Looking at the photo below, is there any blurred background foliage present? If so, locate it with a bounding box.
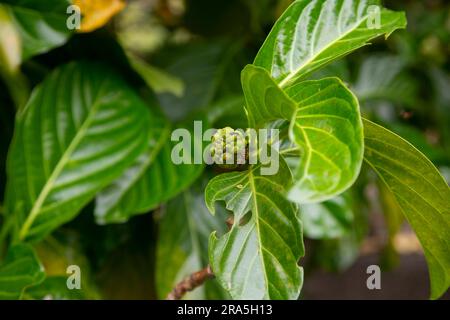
[0,0,449,299]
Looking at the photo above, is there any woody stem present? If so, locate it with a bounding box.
[166,265,215,300]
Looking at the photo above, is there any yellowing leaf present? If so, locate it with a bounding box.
[0,4,21,74]
[74,0,126,33]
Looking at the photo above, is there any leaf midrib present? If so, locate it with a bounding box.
[19,81,109,240]
[248,168,270,298]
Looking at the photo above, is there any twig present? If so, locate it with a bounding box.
[166,265,215,300]
[225,216,234,230]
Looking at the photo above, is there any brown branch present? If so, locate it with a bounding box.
[166,265,215,300]
[225,216,234,230]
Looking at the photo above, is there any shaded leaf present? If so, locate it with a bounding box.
[429,67,450,155]
[378,180,403,270]
[25,276,85,300]
[353,54,418,107]
[385,122,449,165]
[0,244,45,299]
[156,187,229,300]
[207,96,247,129]
[363,118,450,299]
[95,121,204,225]
[310,233,360,272]
[205,159,304,300]
[128,54,185,97]
[154,41,241,121]
[301,192,354,239]
[5,62,150,241]
[32,235,100,298]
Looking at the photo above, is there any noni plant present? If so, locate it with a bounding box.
[202,1,449,300]
[0,0,448,301]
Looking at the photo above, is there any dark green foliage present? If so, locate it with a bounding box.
[0,0,448,300]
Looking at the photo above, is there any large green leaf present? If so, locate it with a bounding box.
[156,187,229,300]
[5,62,150,241]
[94,121,204,225]
[205,159,304,300]
[254,0,406,87]
[287,78,364,204]
[94,118,170,224]
[241,65,296,128]
[0,244,45,299]
[363,119,450,299]
[1,0,72,61]
[241,65,363,203]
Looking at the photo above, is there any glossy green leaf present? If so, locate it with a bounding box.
[154,41,241,121]
[1,0,72,61]
[5,62,150,241]
[0,244,45,299]
[95,122,204,224]
[241,65,363,203]
[363,118,450,299]
[207,96,247,129]
[241,65,296,128]
[156,187,229,300]
[300,192,353,239]
[205,159,304,300]
[254,0,406,87]
[311,233,361,272]
[287,78,364,204]
[94,118,170,224]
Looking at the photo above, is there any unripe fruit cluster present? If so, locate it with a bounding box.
[210,127,249,169]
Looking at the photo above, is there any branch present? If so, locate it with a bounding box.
[166,265,215,300]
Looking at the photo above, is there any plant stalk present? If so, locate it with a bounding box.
[166,265,215,300]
